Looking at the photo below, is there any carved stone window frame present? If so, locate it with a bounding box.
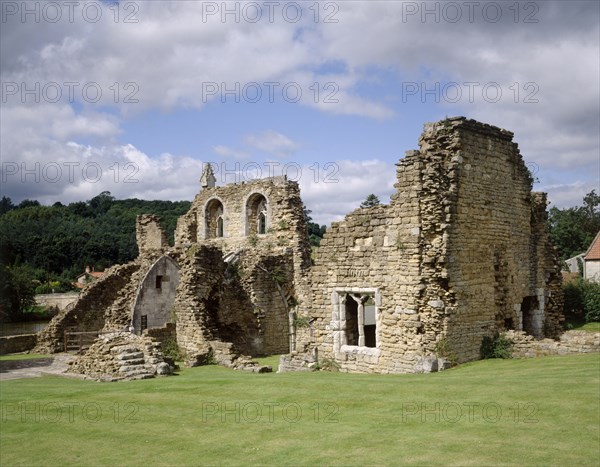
[331,288,381,355]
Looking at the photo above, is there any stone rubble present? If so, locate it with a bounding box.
[67,332,171,381]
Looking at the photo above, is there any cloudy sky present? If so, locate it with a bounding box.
[1,0,598,225]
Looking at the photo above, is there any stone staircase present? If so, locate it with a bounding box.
[67,332,172,382]
[112,345,156,380]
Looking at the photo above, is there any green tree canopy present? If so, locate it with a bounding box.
[549,190,600,261]
[360,194,381,208]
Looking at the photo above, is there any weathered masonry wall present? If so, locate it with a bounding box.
[437,120,563,363]
[137,215,168,255]
[0,334,37,355]
[295,117,564,374]
[506,330,600,358]
[35,216,177,353]
[175,176,309,260]
[34,262,141,353]
[131,256,180,334]
[174,175,312,362]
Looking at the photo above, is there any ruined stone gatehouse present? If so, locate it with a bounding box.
[35,117,564,375]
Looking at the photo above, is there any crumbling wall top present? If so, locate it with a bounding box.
[136,215,168,257]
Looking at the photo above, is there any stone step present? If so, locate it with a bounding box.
[119,358,145,366]
[111,345,140,354]
[119,363,152,373]
[119,368,155,378]
[129,373,155,380]
[116,352,144,361]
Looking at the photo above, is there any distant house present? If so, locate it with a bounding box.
[74,266,104,289]
[564,253,585,274]
[584,231,600,283]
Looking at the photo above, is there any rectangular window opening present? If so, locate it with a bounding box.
[340,291,378,350]
[155,275,163,289]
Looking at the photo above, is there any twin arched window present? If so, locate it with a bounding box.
[204,193,268,239]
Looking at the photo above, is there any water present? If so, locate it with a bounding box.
[0,321,49,336]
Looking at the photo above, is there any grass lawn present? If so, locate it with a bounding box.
[570,321,600,332]
[1,353,599,466]
[0,354,51,362]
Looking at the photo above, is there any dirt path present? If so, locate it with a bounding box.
[0,354,77,381]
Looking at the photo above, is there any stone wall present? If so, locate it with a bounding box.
[145,323,177,343]
[131,256,180,333]
[173,175,311,363]
[438,119,563,362]
[172,244,293,362]
[506,330,600,357]
[0,334,37,355]
[34,262,141,353]
[136,214,169,256]
[290,117,565,374]
[35,293,79,311]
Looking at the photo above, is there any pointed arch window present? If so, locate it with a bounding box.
[205,199,224,239]
[246,193,268,235]
[257,199,267,234]
[217,216,224,238]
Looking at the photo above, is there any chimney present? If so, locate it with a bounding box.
[85,265,91,274]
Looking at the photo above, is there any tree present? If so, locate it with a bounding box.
[17,199,40,209]
[304,207,327,247]
[360,194,381,208]
[89,191,115,216]
[0,196,15,216]
[548,190,600,261]
[0,264,37,320]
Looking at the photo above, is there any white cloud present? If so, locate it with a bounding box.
[244,130,300,158]
[212,145,249,160]
[299,159,397,225]
[1,0,598,224]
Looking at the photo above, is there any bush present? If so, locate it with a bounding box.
[161,337,184,362]
[583,283,600,322]
[481,333,513,359]
[316,358,340,372]
[35,280,75,294]
[563,278,600,323]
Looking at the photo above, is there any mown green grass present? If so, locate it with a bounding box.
[571,321,600,332]
[1,354,599,466]
[0,354,50,361]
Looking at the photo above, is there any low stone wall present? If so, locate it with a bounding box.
[35,293,79,311]
[506,330,600,358]
[0,334,37,355]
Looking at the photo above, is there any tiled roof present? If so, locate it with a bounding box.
[585,231,600,261]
